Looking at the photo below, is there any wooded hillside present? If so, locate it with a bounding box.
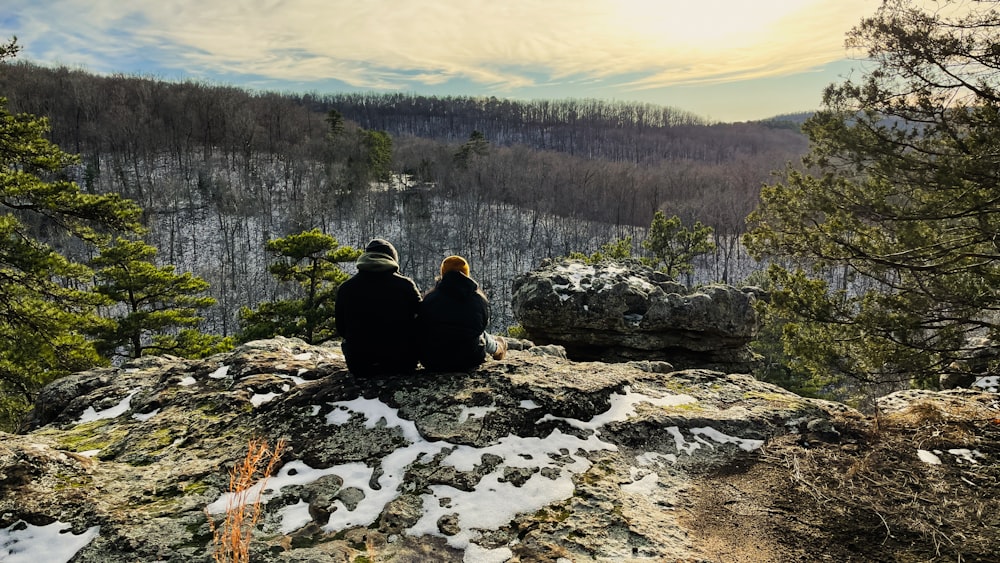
[1,58,810,429]
[0,61,805,310]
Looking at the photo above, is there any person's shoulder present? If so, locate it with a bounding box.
[391,272,421,292]
[390,272,417,285]
[338,273,360,289]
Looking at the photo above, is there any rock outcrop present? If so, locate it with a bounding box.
[511,258,759,370]
[0,337,829,562]
[2,338,998,562]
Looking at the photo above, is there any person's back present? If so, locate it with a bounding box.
[335,239,421,376]
[417,256,505,372]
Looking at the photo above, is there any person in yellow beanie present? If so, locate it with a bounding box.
[417,255,507,371]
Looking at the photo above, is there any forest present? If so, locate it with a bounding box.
[3,0,998,431]
[0,56,805,329]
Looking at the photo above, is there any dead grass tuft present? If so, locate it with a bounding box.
[206,437,287,563]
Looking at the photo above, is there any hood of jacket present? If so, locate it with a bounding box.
[356,251,400,274]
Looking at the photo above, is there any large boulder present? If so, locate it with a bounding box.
[511,258,759,370]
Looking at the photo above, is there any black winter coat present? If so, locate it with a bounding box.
[335,252,421,376]
[417,271,490,372]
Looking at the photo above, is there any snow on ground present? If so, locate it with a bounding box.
[691,426,765,451]
[75,388,141,424]
[273,372,309,385]
[550,262,660,301]
[621,468,660,495]
[917,448,987,465]
[249,391,282,407]
[458,405,498,422]
[636,451,678,466]
[0,521,100,563]
[132,408,160,422]
[973,375,999,392]
[205,386,765,562]
[917,449,942,465]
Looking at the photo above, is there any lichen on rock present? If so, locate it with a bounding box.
[3,330,998,562]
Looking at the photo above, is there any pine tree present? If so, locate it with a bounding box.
[453,130,490,169]
[239,229,361,344]
[642,211,715,279]
[744,0,1000,388]
[90,237,222,359]
[568,236,634,264]
[1,38,142,429]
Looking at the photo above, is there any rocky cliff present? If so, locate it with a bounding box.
[2,337,999,562]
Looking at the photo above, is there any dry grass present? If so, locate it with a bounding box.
[206,437,287,563]
[759,401,1000,561]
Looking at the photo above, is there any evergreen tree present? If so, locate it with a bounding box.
[340,129,394,192]
[239,229,360,344]
[642,211,715,279]
[363,130,393,184]
[1,38,142,429]
[453,130,490,169]
[325,109,344,137]
[744,0,1000,388]
[568,236,634,264]
[90,237,220,359]
[150,329,234,360]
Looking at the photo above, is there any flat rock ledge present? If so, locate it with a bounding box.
[4,337,992,562]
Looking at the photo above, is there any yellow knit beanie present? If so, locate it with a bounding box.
[440,255,470,277]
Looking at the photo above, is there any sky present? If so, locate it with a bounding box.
[2,0,881,123]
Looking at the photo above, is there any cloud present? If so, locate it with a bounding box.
[3,0,878,93]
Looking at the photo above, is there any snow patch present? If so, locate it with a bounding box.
[917,449,942,465]
[132,408,160,421]
[250,392,281,407]
[973,375,999,392]
[691,427,765,451]
[76,388,140,423]
[207,388,752,560]
[947,448,984,464]
[635,451,677,466]
[0,520,100,563]
[621,468,659,495]
[459,406,497,423]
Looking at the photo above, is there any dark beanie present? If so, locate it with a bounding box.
[365,238,398,262]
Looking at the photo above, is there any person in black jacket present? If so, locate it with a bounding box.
[417,255,506,372]
[335,238,421,376]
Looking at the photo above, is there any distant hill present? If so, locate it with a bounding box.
[755,111,815,131]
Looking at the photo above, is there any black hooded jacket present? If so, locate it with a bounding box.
[335,251,421,376]
[417,270,490,372]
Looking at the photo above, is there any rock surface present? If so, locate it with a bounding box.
[2,337,998,562]
[511,258,759,370]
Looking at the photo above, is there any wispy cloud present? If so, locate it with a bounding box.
[2,0,879,119]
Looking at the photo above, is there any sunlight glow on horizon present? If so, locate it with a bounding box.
[1,0,881,121]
